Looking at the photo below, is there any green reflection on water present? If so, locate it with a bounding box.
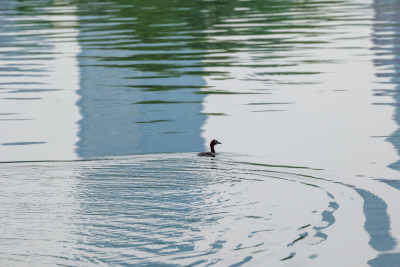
[2,0,350,158]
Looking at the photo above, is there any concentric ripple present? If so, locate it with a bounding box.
[0,153,369,266]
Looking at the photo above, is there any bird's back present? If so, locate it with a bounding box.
[197,152,216,157]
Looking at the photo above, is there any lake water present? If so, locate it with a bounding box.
[1,0,400,266]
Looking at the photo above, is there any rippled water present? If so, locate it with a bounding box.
[0,154,361,266]
[1,0,400,266]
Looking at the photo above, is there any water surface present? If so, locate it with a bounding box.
[1,0,400,265]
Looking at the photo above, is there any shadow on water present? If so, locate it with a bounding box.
[364,195,400,266]
[369,0,400,265]
[355,189,395,251]
[373,0,400,172]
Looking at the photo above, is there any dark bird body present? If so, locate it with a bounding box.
[198,139,221,157]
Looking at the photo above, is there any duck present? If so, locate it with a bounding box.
[198,139,221,157]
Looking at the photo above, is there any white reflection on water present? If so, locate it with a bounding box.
[201,0,398,180]
[199,0,400,263]
[0,3,81,162]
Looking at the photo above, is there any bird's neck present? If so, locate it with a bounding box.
[210,145,215,153]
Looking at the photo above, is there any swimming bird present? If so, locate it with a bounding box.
[198,139,221,157]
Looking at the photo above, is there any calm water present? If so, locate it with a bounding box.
[1,0,400,266]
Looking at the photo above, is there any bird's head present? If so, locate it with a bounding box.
[210,139,221,146]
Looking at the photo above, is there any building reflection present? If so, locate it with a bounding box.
[370,1,400,266]
[373,1,400,171]
[75,0,207,158]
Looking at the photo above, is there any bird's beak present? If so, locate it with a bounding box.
[217,141,222,144]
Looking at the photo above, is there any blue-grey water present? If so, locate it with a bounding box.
[1,0,400,266]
